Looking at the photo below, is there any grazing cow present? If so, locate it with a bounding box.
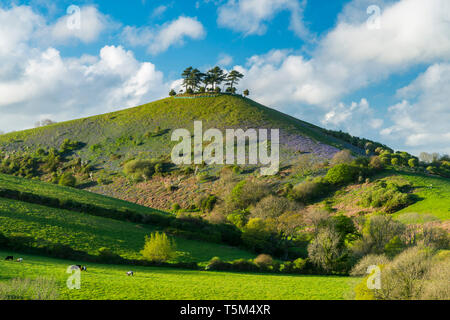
[5,256,13,261]
[81,266,87,272]
[126,271,134,276]
[16,258,23,262]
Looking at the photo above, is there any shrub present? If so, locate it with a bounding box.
[230,180,271,209]
[169,89,176,96]
[421,226,450,250]
[369,156,384,170]
[251,195,291,219]
[58,172,76,187]
[374,246,432,300]
[254,254,274,270]
[205,257,231,271]
[330,150,353,166]
[350,254,390,276]
[307,227,347,273]
[242,218,274,253]
[123,159,157,181]
[141,232,177,263]
[352,214,406,257]
[384,236,407,258]
[325,164,360,185]
[289,180,329,203]
[421,255,450,300]
[231,259,258,272]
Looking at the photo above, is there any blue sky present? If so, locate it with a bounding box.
[1,0,449,155]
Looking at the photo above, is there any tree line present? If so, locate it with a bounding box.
[170,66,249,96]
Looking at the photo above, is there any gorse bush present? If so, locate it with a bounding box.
[358,181,414,213]
[58,172,76,187]
[123,159,157,181]
[325,164,361,185]
[229,180,271,210]
[141,232,177,263]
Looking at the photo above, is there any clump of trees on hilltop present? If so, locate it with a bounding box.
[169,66,249,97]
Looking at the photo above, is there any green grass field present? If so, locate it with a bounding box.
[0,196,253,264]
[0,250,356,300]
[393,171,450,222]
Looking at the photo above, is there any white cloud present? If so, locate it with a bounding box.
[229,0,450,148]
[381,63,450,154]
[48,6,111,44]
[217,0,310,39]
[122,16,206,54]
[152,5,168,18]
[0,6,169,133]
[321,99,383,136]
[217,53,233,66]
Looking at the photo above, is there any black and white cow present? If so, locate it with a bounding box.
[126,271,134,276]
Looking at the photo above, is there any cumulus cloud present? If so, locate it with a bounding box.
[122,16,206,54]
[322,99,383,136]
[230,0,450,149]
[381,63,450,154]
[48,6,112,44]
[217,53,233,66]
[0,6,169,133]
[217,0,310,39]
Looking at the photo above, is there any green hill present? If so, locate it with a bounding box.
[0,95,362,167]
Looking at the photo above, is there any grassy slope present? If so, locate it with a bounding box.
[329,170,450,222]
[393,171,450,222]
[0,174,253,264]
[0,96,358,165]
[0,250,356,300]
[0,173,165,216]
[0,197,253,264]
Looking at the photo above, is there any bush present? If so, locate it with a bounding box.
[123,159,157,181]
[289,180,329,203]
[374,246,432,300]
[307,227,348,273]
[242,218,275,253]
[325,164,360,185]
[251,195,291,219]
[253,254,274,270]
[58,172,76,187]
[421,254,450,300]
[330,150,353,166]
[358,181,414,213]
[351,214,406,257]
[205,257,231,271]
[230,180,271,209]
[421,226,450,250]
[141,232,177,263]
[350,254,390,276]
[231,259,259,272]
